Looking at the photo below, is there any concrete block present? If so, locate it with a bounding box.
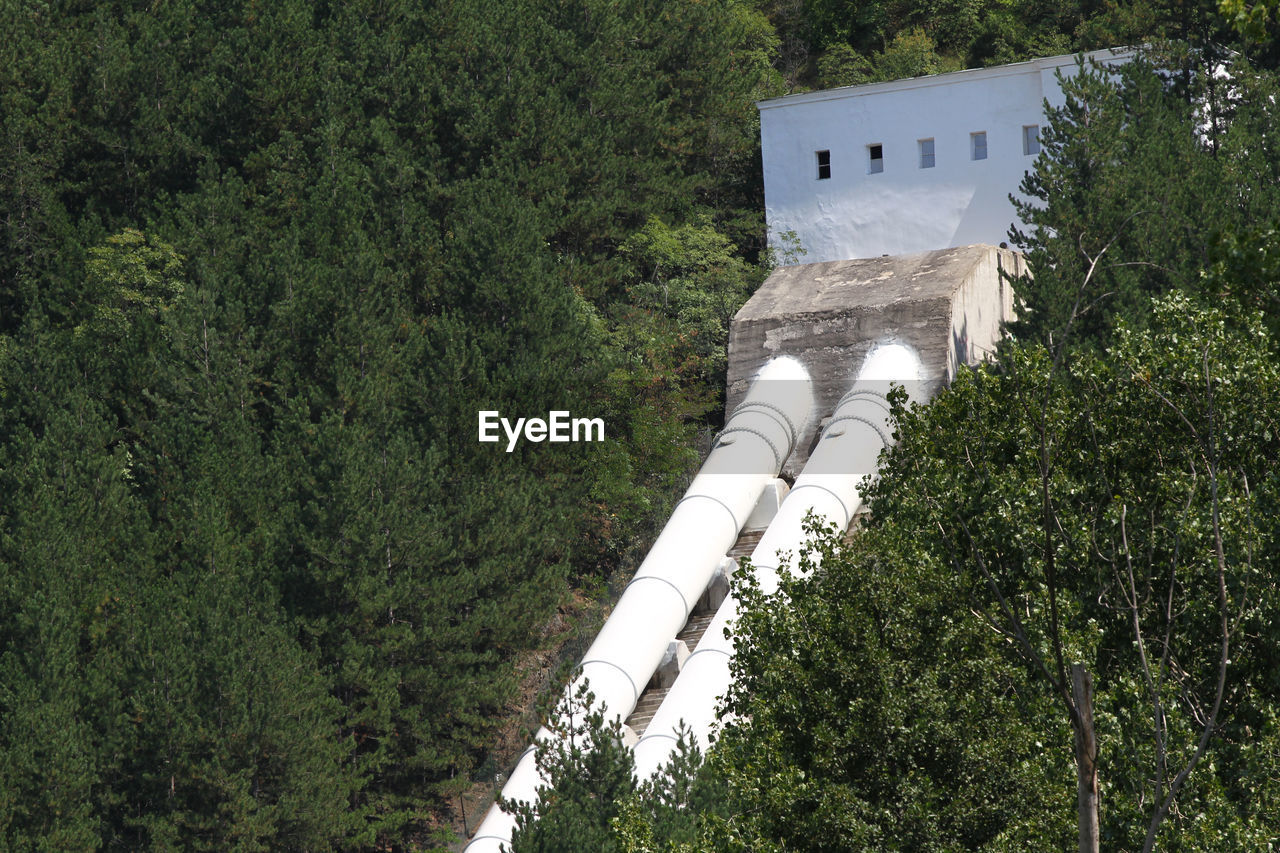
[744,478,790,531]
[698,558,736,612]
[727,244,1023,477]
[650,641,691,689]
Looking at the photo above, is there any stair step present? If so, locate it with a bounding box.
[632,695,667,712]
[728,529,764,558]
[677,613,716,649]
[625,687,670,736]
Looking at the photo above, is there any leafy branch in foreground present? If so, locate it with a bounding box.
[505,681,726,853]
[715,293,1280,850]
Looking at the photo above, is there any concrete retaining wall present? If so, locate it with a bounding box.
[727,244,1022,478]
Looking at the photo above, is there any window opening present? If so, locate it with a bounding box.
[1023,125,1040,156]
[918,138,935,169]
[868,144,883,174]
[816,149,831,180]
[971,131,987,160]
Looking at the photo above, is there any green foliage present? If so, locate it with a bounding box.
[1221,0,1278,40]
[0,370,366,849]
[771,0,1260,96]
[1009,51,1280,355]
[621,216,764,400]
[507,685,728,853]
[716,293,1280,849]
[76,228,185,345]
[818,28,959,86]
[0,0,783,845]
[507,685,638,853]
[629,729,730,851]
[873,28,958,80]
[885,298,1278,846]
[1205,224,1280,340]
[816,42,876,87]
[714,522,1074,851]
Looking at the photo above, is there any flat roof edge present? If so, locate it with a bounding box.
[756,47,1136,111]
[736,245,1011,321]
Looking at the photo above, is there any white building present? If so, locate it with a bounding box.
[758,48,1133,264]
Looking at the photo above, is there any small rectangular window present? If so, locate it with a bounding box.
[971,131,987,161]
[1023,125,1040,156]
[816,149,831,180]
[918,138,935,169]
[868,144,883,174]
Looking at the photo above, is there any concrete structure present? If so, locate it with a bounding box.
[758,48,1132,263]
[727,244,1022,478]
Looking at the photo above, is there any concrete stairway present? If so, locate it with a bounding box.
[624,525,763,738]
[626,687,671,736]
[677,611,716,650]
[728,529,764,559]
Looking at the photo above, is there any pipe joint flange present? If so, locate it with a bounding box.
[714,425,782,470]
[836,387,891,411]
[685,646,733,663]
[673,493,740,534]
[577,659,641,707]
[785,482,852,529]
[823,413,890,446]
[623,575,692,621]
[635,731,681,748]
[728,400,798,451]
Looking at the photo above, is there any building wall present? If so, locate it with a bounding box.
[758,49,1131,264]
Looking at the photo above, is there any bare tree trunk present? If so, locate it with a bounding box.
[1073,664,1099,853]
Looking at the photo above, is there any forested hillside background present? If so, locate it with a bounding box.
[3,0,1279,849]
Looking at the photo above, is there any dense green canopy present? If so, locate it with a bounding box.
[5,0,1279,848]
[0,0,776,846]
[719,295,1280,850]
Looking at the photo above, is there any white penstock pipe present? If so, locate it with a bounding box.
[466,356,814,852]
[632,343,924,781]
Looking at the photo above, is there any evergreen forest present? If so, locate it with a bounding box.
[3,0,1280,850]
